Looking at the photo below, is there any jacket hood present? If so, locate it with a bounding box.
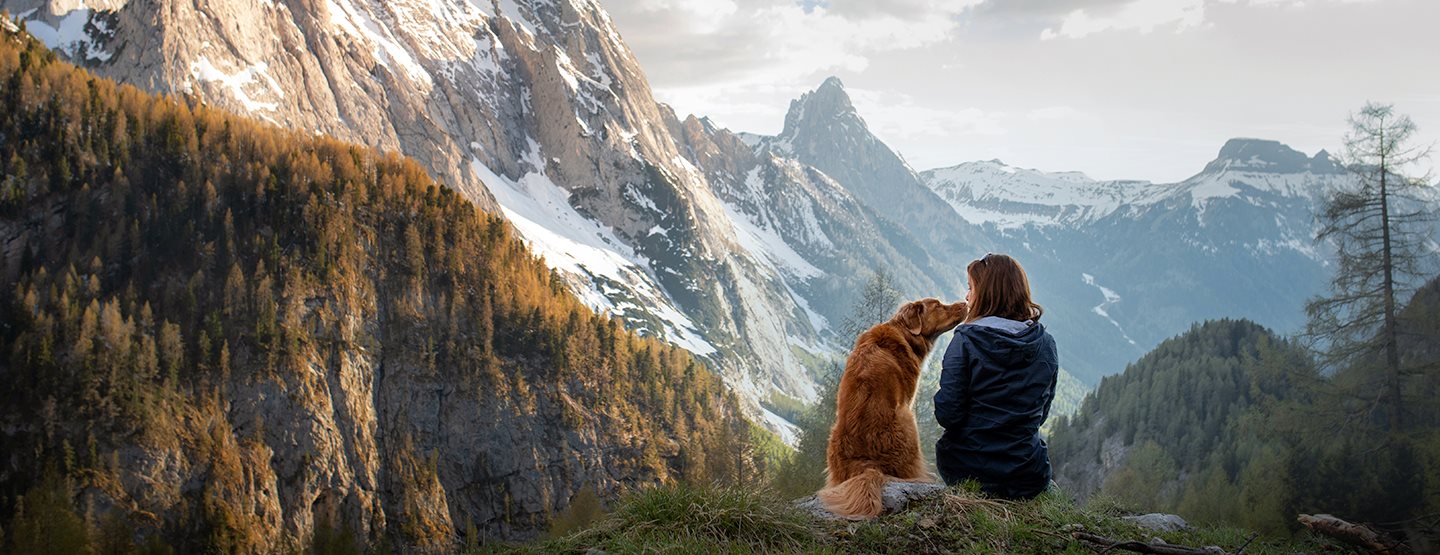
[957,319,1047,367]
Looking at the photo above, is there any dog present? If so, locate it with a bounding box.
[818,298,968,518]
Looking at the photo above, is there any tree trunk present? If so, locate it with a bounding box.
[1297,514,1409,555]
[1378,135,1403,433]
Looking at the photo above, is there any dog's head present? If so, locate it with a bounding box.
[893,298,968,338]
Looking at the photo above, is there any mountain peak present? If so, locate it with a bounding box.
[1201,138,1339,175]
[780,76,862,140]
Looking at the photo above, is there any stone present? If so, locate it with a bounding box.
[795,481,948,520]
[1122,513,1191,532]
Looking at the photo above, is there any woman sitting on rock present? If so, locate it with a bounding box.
[933,253,1058,500]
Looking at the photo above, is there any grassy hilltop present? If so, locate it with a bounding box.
[480,483,1344,554]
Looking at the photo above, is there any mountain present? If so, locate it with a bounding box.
[758,77,991,267]
[923,160,1169,229]
[924,138,1348,383]
[0,29,753,549]
[665,90,963,337]
[1,0,851,430]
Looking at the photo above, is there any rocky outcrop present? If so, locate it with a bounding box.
[1123,513,1192,532]
[794,481,948,520]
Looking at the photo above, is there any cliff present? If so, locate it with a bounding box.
[0,27,755,551]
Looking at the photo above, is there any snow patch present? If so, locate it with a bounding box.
[326,0,434,87]
[584,51,612,89]
[22,7,112,62]
[721,201,823,280]
[471,157,716,356]
[760,407,800,446]
[189,57,284,112]
[1081,273,1137,346]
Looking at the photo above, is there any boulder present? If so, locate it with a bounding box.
[795,481,948,520]
[1122,513,1191,532]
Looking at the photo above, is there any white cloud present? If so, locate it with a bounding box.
[1040,0,1206,40]
[608,0,984,89]
[627,0,739,32]
[1039,0,1388,40]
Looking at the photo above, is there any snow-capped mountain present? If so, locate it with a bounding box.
[924,138,1350,383]
[924,160,1170,228]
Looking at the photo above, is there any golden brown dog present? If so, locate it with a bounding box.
[818,298,968,518]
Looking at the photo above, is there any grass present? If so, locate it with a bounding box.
[477,483,1345,554]
[483,483,820,554]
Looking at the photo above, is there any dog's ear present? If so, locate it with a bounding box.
[896,301,924,336]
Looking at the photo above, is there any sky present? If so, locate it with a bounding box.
[605,0,1440,183]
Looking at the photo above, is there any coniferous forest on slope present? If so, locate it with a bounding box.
[1049,286,1440,547]
[0,27,765,552]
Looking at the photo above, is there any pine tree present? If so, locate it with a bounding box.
[1305,102,1437,433]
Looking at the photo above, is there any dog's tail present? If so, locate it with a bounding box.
[817,467,888,518]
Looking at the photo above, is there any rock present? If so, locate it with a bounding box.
[1122,513,1191,532]
[795,481,948,520]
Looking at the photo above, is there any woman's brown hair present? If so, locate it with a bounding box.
[965,253,1043,323]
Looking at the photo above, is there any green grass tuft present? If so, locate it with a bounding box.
[486,483,819,554]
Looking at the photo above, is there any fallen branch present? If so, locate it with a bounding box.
[1234,532,1259,554]
[1072,531,1226,555]
[1297,514,1409,555]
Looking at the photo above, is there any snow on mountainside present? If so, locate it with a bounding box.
[924,138,1343,230]
[923,160,1172,228]
[1179,138,1342,211]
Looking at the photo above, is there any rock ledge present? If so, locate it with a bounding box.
[794,481,948,520]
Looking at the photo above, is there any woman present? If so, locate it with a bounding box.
[934,253,1058,500]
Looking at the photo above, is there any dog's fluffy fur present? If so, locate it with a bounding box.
[817,298,968,518]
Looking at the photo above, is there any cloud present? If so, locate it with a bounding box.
[1036,0,1387,40]
[974,0,1135,17]
[606,0,984,89]
[819,0,985,19]
[1040,0,1206,40]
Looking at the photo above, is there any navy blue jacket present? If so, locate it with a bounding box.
[934,318,1058,499]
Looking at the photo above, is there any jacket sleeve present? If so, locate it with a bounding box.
[934,332,972,430]
[1038,335,1059,425]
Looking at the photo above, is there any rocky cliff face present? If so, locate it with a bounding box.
[759,77,992,266]
[3,0,844,427]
